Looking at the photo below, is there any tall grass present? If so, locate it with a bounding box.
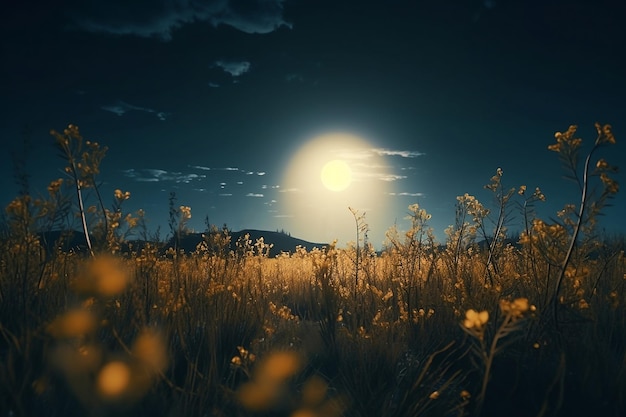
[0,124,624,416]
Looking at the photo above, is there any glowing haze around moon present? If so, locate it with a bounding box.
[320,159,352,191]
[280,132,391,246]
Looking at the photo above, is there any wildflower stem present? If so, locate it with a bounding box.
[476,313,511,413]
[552,142,598,326]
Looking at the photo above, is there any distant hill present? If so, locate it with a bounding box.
[172,229,328,258]
[27,229,327,258]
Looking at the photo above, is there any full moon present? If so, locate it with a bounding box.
[281,131,391,246]
[321,159,352,191]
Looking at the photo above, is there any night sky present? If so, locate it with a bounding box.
[1,0,625,248]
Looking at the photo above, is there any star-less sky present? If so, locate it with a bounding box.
[1,0,625,248]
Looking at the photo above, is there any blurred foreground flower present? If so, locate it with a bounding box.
[237,350,303,412]
[72,255,130,297]
[47,309,97,339]
[97,361,131,399]
[499,297,530,319]
[463,309,489,330]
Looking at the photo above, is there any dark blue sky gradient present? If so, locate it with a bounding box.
[1,0,625,247]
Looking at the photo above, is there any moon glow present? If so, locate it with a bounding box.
[321,159,352,191]
[281,131,391,245]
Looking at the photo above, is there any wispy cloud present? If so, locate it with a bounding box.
[101,100,168,120]
[388,192,424,197]
[122,168,205,184]
[332,147,424,160]
[214,60,251,77]
[279,188,301,193]
[246,193,264,198]
[68,0,291,40]
[378,174,408,182]
[352,171,407,182]
[190,165,239,171]
[372,149,424,158]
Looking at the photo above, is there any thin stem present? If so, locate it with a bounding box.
[552,143,598,325]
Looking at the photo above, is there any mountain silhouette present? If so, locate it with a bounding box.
[170,229,328,257]
[29,229,327,258]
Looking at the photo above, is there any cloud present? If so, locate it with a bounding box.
[246,193,264,198]
[351,170,407,182]
[190,165,239,171]
[214,60,251,77]
[279,188,301,193]
[372,149,424,158]
[378,174,408,182]
[388,192,424,197]
[122,168,205,183]
[332,148,424,160]
[68,0,291,40]
[101,100,168,120]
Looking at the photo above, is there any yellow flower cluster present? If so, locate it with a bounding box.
[499,297,530,319]
[548,125,581,153]
[463,309,489,330]
[179,205,192,221]
[595,122,616,145]
[47,178,64,195]
[518,185,546,202]
[457,193,490,222]
[114,189,131,201]
[600,173,619,194]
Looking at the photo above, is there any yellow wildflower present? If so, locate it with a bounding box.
[499,297,530,318]
[464,309,489,329]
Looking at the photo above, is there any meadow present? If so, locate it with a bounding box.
[0,123,624,417]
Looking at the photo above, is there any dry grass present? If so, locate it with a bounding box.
[0,123,624,416]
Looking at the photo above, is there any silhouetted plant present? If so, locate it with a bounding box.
[545,123,618,325]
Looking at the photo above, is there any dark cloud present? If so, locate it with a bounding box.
[67,0,291,40]
[101,101,169,120]
[214,60,251,77]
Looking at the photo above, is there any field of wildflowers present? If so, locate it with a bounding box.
[0,123,624,416]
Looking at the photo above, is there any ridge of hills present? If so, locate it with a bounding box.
[172,229,329,257]
[31,229,329,258]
